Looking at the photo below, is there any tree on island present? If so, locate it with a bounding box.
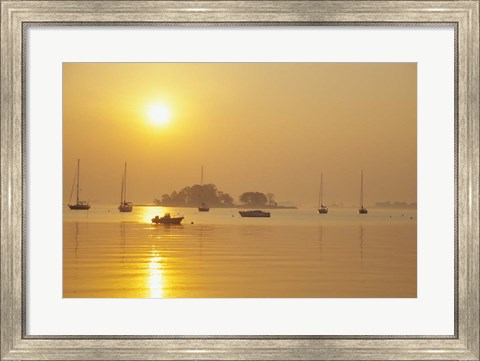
[217,191,234,206]
[239,191,277,207]
[154,186,287,209]
[266,193,278,206]
[155,184,234,207]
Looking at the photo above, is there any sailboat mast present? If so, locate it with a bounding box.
[120,173,124,204]
[360,170,364,208]
[124,162,127,201]
[76,159,80,204]
[320,172,324,206]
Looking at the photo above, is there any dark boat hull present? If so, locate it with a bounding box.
[68,204,90,210]
[152,216,184,224]
[198,207,210,212]
[239,210,270,218]
[359,208,368,214]
[318,208,328,214]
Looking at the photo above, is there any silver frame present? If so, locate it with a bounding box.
[1,1,478,360]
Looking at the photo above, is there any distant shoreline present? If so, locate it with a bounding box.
[134,204,298,209]
[129,204,417,210]
[68,203,416,211]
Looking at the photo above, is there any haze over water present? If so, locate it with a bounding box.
[63,63,416,207]
[63,206,416,298]
[63,63,417,298]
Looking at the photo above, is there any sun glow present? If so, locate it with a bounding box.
[147,104,171,126]
[141,207,171,224]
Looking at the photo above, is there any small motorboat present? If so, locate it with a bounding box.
[151,213,184,224]
[238,210,271,218]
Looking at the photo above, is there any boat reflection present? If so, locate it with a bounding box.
[74,222,79,263]
[359,225,364,268]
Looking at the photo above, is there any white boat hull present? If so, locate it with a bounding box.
[119,203,133,212]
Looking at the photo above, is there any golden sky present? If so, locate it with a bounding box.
[63,63,416,207]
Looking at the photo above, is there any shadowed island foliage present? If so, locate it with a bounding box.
[154,184,296,209]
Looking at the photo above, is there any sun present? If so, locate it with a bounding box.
[147,104,171,126]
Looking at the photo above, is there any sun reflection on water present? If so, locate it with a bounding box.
[148,252,165,298]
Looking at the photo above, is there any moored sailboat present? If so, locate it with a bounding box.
[118,162,133,212]
[198,202,209,212]
[317,172,328,214]
[198,165,210,212]
[358,170,368,214]
[68,159,90,210]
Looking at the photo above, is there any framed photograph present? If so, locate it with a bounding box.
[1,1,478,360]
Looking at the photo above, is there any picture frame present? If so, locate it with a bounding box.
[1,1,478,360]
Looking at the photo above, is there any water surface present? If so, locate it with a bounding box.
[63,206,416,298]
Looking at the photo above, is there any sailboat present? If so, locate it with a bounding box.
[317,172,328,214]
[358,170,368,214]
[198,165,210,212]
[68,159,90,210]
[118,162,133,212]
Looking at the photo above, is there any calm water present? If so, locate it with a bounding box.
[63,205,416,298]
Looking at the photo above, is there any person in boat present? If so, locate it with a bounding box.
[152,213,171,221]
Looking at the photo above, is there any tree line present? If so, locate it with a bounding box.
[154,184,278,208]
